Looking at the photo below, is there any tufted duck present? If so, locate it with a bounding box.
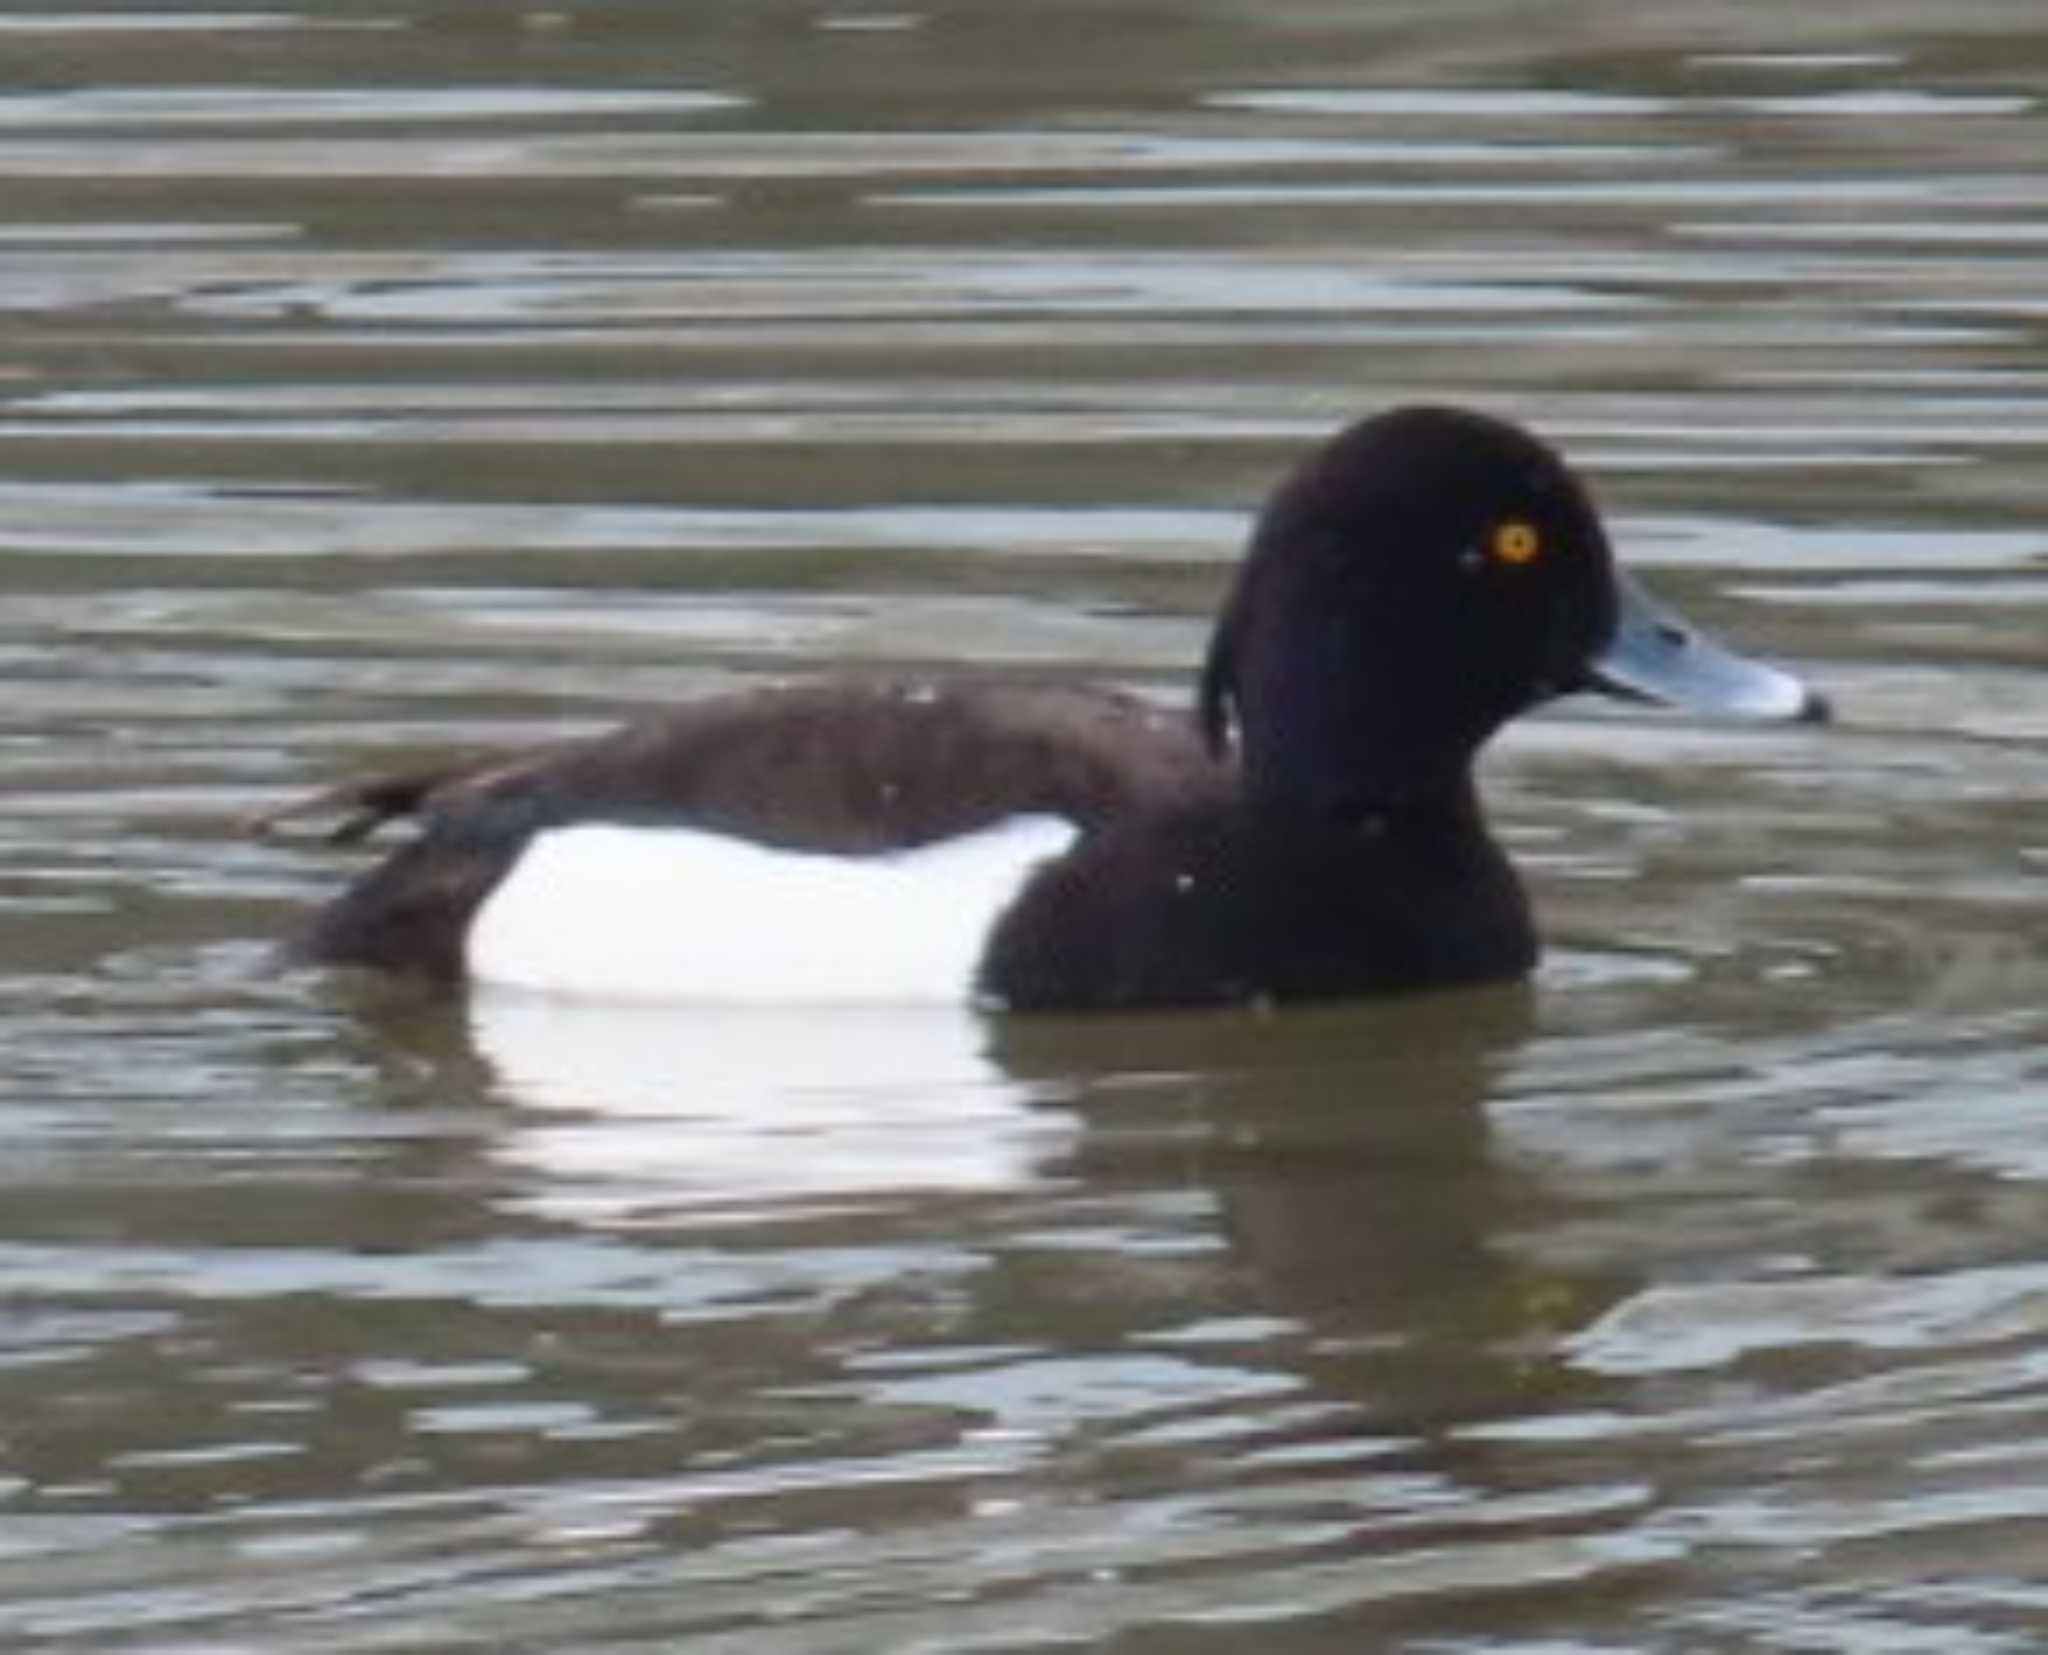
[280,405,1825,1011]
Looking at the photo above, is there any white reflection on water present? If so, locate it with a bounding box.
[1211,86,2033,118]
[1573,1262,2048,1377]
[0,12,373,32]
[0,88,747,127]
[470,993,1069,1222]
[0,480,1236,563]
[164,250,1642,325]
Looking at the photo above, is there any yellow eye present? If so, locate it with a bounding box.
[1491,519,1542,566]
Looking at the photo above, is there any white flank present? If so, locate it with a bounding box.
[464,813,1080,1003]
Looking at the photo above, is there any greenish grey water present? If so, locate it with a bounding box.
[4,3,2048,1649]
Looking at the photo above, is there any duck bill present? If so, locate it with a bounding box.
[1587,572,1828,722]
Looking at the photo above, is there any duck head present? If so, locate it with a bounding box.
[1198,405,1824,814]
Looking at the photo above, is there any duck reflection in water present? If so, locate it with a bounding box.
[386,978,1628,1434]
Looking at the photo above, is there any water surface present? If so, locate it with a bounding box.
[4,4,2048,1649]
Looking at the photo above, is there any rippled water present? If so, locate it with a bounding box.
[5,4,2048,1649]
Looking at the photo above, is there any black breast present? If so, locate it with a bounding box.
[979,790,1535,1012]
